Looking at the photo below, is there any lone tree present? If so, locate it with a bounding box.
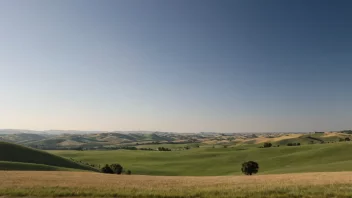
[101,164,114,174]
[241,161,259,175]
[110,163,123,174]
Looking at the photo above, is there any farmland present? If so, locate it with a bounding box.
[1,171,352,197]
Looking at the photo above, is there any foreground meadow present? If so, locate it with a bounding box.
[1,171,352,198]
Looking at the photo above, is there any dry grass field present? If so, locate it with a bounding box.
[1,171,352,197]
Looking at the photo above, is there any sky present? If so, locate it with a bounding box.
[0,0,352,133]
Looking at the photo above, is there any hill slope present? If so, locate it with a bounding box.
[52,142,352,176]
[0,141,97,171]
[0,161,77,171]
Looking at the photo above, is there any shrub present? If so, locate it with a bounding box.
[127,170,132,175]
[101,164,114,174]
[110,163,123,174]
[263,142,272,148]
[241,161,259,175]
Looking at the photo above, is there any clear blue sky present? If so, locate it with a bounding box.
[0,0,351,132]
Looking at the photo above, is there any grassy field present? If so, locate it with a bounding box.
[51,141,352,176]
[0,142,97,172]
[1,171,352,197]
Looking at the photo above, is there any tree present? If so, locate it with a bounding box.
[110,163,123,174]
[241,161,259,175]
[345,137,351,141]
[101,164,114,174]
[263,142,272,148]
[127,170,132,175]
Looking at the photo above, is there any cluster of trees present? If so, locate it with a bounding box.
[101,163,131,175]
[287,142,301,146]
[139,148,154,151]
[158,147,171,151]
[260,143,279,148]
[339,137,350,142]
[261,142,303,147]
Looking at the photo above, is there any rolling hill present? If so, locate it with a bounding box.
[0,161,77,171]
[0,141,97,171]
[52,141,352,176]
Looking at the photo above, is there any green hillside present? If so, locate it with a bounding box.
[0,161,76,171]
[52,141,352,176]
[0,141,97,171]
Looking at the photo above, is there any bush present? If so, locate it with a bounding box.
[127,170,132,175]
[241,161,259,175]
[263,142,272,148]
[101,164,114,174]
[110,163,123,174]
[287,142,301,146]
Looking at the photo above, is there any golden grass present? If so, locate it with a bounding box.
[253,134,299,144]
[2,171,352,188]
[0,171,352,197]
[237,134,302,144]
[322,132,346,138]
[2,171,352,197]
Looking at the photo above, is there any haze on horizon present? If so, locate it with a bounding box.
[0,0,351,133]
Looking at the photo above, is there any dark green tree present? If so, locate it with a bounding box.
[101,164,114,174]
[241,161,259,175]
[127,170,132,175]
[263,142,272,148]
[110,163,123,174]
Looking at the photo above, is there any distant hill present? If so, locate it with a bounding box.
[0,142,97,171]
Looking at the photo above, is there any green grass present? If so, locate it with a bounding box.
[0,161,77,171]
[0,141,97,172]
[51,141,352,176]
